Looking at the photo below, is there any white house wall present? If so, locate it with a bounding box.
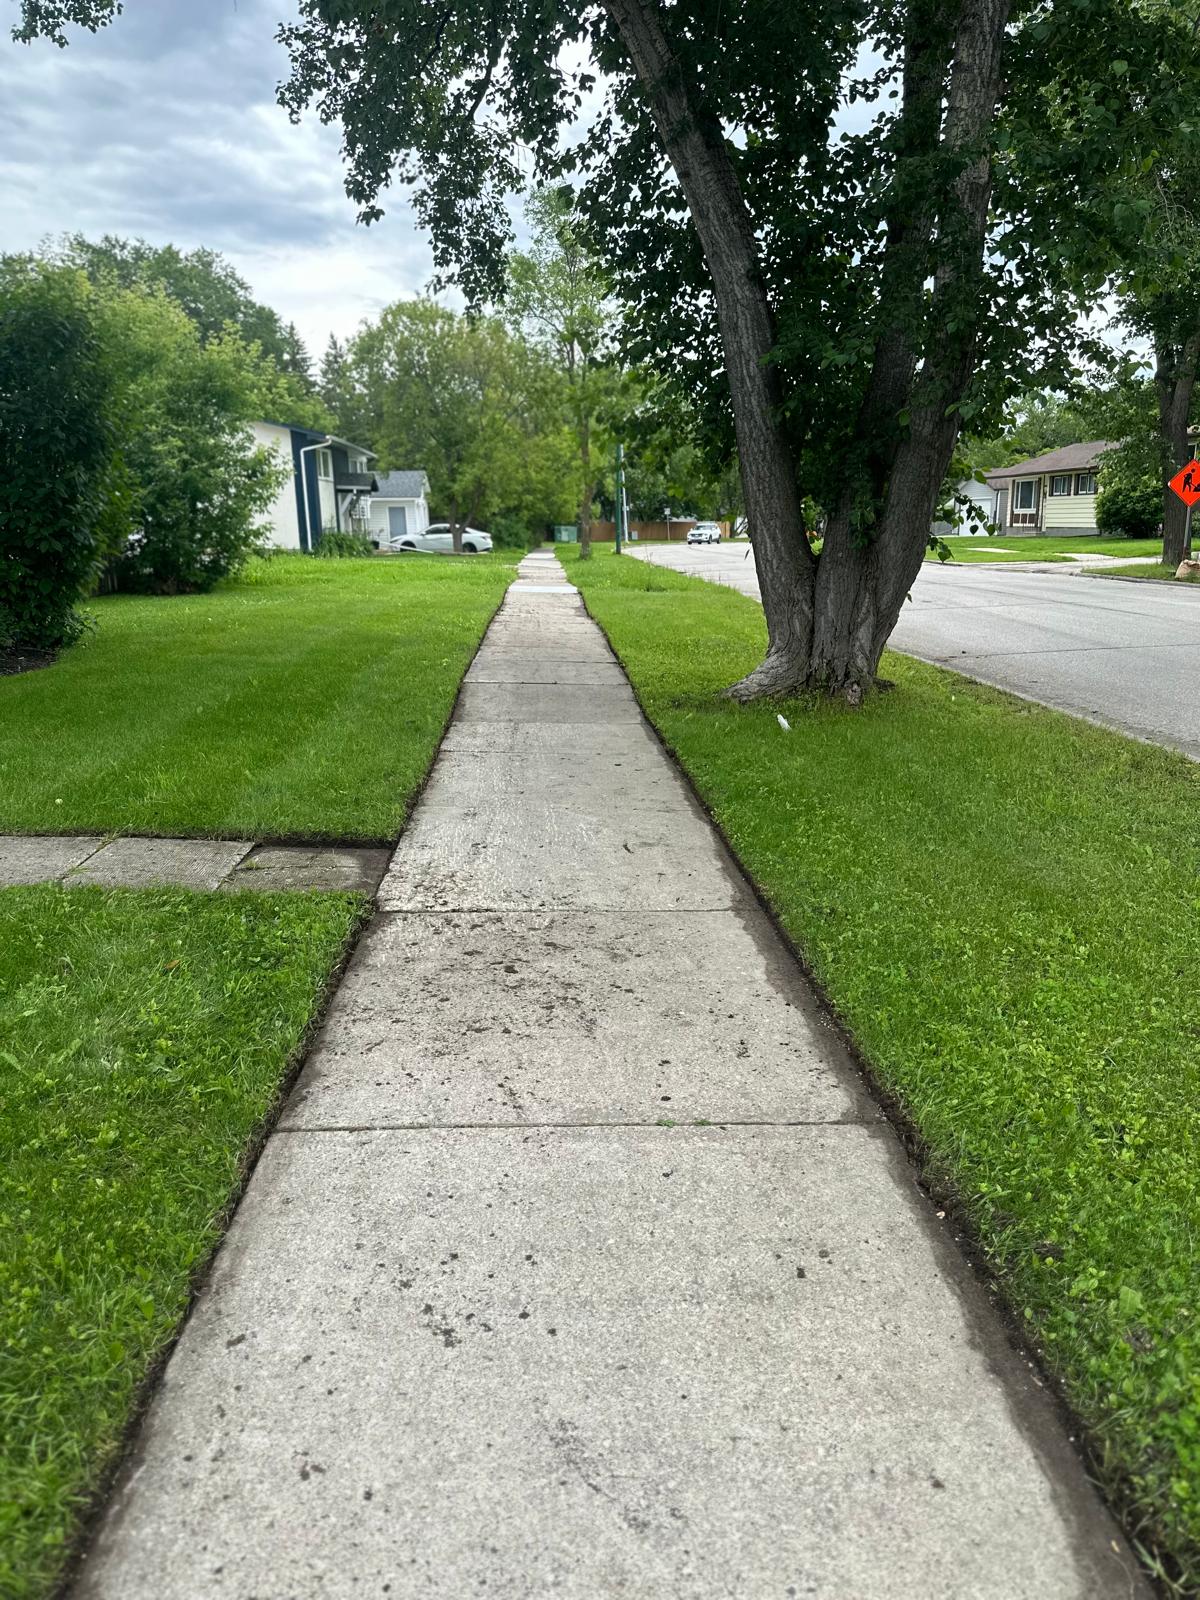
[317,477,337,535]
[369,498,430,540]
[250,422,301,549]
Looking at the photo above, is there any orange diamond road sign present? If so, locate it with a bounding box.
[1169,460,1200,507]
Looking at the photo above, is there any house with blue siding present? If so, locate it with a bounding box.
[251,421,378,551]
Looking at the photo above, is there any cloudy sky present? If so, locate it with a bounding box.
[1,0,437,359]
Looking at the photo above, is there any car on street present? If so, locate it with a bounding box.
[687,521,722,545]
[393,524,493,554]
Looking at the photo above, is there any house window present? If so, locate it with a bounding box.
[348,454,367,474]
[1074,471,1097,495]
[1013,479,1038,510]
[1049,474,1072,496]
[317,449,333,479]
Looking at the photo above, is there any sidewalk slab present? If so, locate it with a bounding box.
[0,834,101,886]
[466,655,629,685]
[222,844,391,895]
[441,720,666,757]
[282,910,868,1128]
[72,1125,1141,1600]
[420,743,698,813]
[456,682,643,724]
[67,836,252,891]
[378,803,739,912]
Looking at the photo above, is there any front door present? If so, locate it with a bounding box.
[388,505,408,539]
[1011,478,1040,529]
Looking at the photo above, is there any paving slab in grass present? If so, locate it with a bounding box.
[72,1124,1141,1600]
[283,909,867,1128]
[223,844,391,895]
[68,836,252,891]
[0,834,101,886]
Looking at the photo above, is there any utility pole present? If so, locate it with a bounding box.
[615,443,626,554]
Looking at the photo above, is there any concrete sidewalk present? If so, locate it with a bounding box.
[72,552,1146,1599]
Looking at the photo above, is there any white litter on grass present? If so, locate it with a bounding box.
[777,713,791,731]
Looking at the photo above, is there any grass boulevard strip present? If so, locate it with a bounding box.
[0,551,518,1600]
[560,543,1200,1590]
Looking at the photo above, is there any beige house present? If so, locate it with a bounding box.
[986,441,1115,536]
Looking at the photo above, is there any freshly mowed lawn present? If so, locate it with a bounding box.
[1091,562,1200,583]
[0,553,516,841]
[932,535,1164,562]
[562,546,1200,1586]
[0,884,364,1600]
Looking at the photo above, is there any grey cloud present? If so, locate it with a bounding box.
[0,0,433,349]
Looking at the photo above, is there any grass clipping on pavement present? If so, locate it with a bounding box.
[0,885,364,1600]
[563,545,1200,1585]
[0,552,517,842]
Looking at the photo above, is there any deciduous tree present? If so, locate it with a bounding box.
[343,300,574,549]
[17,0,1189,695]
[507,189,617,558]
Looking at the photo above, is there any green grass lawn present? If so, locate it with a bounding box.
[562,545,1200,1589]
[1090,562,1200,583]
[931,534,1164,563]
[0,552,516,842]
[0,884,363,1600]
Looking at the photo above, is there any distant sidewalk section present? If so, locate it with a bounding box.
[67,552,1145,1599]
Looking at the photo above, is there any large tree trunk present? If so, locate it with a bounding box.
[810,0,1011,695]
[606,0,1010,700]
[602,0,815,698]
[1156,336,1198,567]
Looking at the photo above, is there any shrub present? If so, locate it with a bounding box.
[0,264,116,650]
[1096,469,1162,540]
[315,530,375,558]
[488,511,541,548]
[98,295,285,594]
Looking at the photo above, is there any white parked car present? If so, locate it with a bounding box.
[687,521,722,545]
[394,523,493,554]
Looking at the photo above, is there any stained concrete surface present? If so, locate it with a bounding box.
[69,553,1149,1599]
[223,844,391,895]
[0,834,102,886]
[0,836,390,895]
[73,1125,1140,1600]
[282,909,866,1129]
[65,836,252,891]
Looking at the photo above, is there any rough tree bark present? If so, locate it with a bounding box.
[1156,334,1199,566]
[604,0,1011,700]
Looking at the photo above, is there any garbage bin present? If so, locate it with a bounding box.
[553,525,578,543]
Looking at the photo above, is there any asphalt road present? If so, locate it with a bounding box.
[626,543,1200,759]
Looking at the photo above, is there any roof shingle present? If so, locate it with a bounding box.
[374,469,429,499]
[985,441,1114,483]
